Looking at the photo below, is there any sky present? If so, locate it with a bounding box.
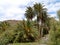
[0,0,60,21]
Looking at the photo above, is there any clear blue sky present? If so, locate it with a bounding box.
[0,0,60,21]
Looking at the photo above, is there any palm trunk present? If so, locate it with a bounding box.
[37,13,42,38]
[41,22,44,37]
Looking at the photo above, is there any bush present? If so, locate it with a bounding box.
[0,20,39,45]
[48,29,60,45]
[0,30,16,45]
[13,20,39,43]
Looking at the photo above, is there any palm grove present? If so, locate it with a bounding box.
[25,3,49,37]
[0,3,60,45]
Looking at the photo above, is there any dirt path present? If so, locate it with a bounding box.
[39,35,49,45]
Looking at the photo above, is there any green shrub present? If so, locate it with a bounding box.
[13,20,39,43]
[0,30,16,45]
[48,29,60,45]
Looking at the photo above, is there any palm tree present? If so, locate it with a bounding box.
[14,20,36,42]
[33,3,48,37]
[25,3,49,38]
[25,6,35,21]
[42,9,50,36]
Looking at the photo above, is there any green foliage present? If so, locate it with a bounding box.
[0,30,16,45]
[25,6,35,20]
[33,3,43,14]
[13,20,39,43]
[48,28,60,45]
[0,21,10,31]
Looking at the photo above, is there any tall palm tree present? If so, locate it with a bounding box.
[42,9,50,36]
[33,3,48,37]
[25,3,48,38]
[25,6,35,21]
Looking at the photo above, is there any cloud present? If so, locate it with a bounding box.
[0,0,30,21]
[0,0,60,21]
